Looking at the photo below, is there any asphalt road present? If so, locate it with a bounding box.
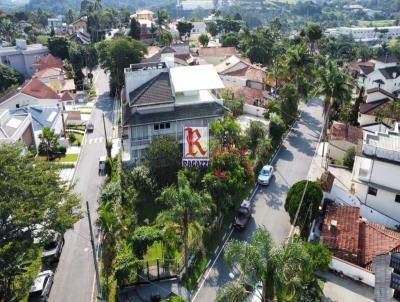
[192,98,324,301]
[49,68,113,302]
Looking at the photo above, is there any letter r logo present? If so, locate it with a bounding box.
[185,127,206,157]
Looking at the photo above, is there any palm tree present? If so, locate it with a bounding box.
[155,10,169,44]
[38,127,60,161]
[312,60,353,159]
[285,45,314,99]
[156,171,213,272]
[217,229,329,302]
[0,18,15,42]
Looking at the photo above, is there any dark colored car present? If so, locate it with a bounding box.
[233,200,252,230]
[86,122,94,132]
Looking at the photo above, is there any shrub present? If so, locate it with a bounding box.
[343,147,356,169]
[105,157,112,176]
[68,133,76,144]
[57,146,67,155]
[223,98,243,117]
[269,115,286,144]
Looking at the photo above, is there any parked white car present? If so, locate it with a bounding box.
[257,165,274,185]
[28,270,54,302]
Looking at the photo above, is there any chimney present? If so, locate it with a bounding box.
[15,39,27,50]
[393,72,397,79]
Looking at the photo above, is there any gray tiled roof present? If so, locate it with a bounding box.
[123,102,227,126]
[379,66,400,79]
[128,72,174,107]
[360,64,375,75]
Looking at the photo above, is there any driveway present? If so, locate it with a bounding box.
[49,68,114,302]
[192,98,324,301]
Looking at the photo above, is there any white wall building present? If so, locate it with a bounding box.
[122,58,226,164]
[326,26,400,41]
[0,39,48,77]
[352,123,400,221]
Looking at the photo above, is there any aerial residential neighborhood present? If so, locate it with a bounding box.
[2,0,400,302]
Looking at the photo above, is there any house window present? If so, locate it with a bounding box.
[16,104,20,108]
[132,125,148,140]
[368,186,378,196]
[396,194,400,203]
[154,122,171,131]
[154,124,159,131]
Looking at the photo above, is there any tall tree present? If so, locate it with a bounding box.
[285,180,323,238]
[144,136,181,188]
[0,64,24,94]
[66,8,76,24]
[246,121,266,158]
[198,33,209,47]
[96,38,147,94]
[0,144,80,301]
[129,17,141,40]
[0,18,15,42]
[304,22,322,54]
[216,228,331,302]
[157,172,213,272]
[312,60,353,157]
[48,36,69,60]
[155,10,169,44]
[279,83,298,126]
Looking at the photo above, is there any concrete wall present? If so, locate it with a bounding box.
[329,256,375,287]
[243,103,266,118]
[328,140,356,160]
[220,75,247,87]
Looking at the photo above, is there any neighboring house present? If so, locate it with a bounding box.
[47,17,66,34]
[321,202,400,270]
[328,121,363,160]
[143,43,195,66]
[326,26,400,42]
[355,55,400,126]
[122,61,226,164]
[191,21,207,35]
[68,16,88,35]
[197,47,238,65]
[60,91,75,106]
[352,123,400,221]
[215,55,268,104]
[130,10,156,41]
[0,78,61,110]
[33,53,63,71]
[132,9,154,21]
[70,31,91,44]
[0,109,35,147]
[34,67,76,94]
[10,105,63,149]
[0,39,48,77]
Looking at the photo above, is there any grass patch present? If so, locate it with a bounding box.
[358,19,396,27]
[70,133,83,146]
[143,241,164,261]
[58,153,79,162]
[67,125,86,132]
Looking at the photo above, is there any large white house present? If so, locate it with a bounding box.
[352,123,400,221]
[356,55,400,126]
[122,58,226,164]
[326,26,400,41]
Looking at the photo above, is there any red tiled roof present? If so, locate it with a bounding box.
[359,99,389,114]
[225,85,266,104]
[322,203,360,259]
[198,47,237,57]
[61,91,75,101]
[34,54,63,70]
[359,222,400,266]
[329,121,363,144]
[20,78,61,100]
[350,61,375,74]
[322,203,400,270]
[34,67,64,78]
[224,66,267,84]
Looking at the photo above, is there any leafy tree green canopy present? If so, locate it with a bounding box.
[0,64,24,95]
[0,144,80,300]
[285,180,323,238]
[97,38,147,94]
[47,36,69,60]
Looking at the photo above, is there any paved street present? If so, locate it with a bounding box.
[49,68,114,302]
[192,98,324,301]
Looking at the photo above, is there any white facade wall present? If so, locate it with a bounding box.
[243,103,266,118]
[327,26,400,41]
[0,47,48,77]
[352,156,400,220]
[329,256,375,287]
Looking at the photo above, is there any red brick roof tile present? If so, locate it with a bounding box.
[198,47,237,57]
[20,78,61,100]
[329,121,363,145]
[60,91,75,101]
[34,54,63,70]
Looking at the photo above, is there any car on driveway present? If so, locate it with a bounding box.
[99,156,106,174]
[86,122,94,132]
[257,165,274,185]
[233,200,252,230]
[42,231,64,261]
[28,270,54,302]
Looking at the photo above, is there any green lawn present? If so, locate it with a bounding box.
[59,153,79,162]
[70,133,83,146]
[358,19,396,27]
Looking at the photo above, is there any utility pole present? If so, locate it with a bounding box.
[102,112,108,140]
[86,201,102,301]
